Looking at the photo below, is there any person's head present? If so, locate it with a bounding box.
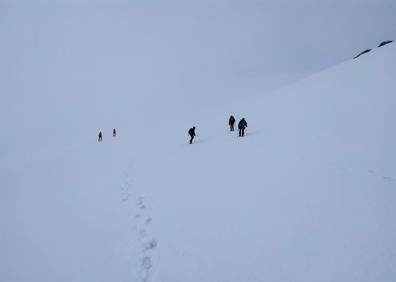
[193,126,196,130]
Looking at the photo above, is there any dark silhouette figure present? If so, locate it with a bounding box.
[229,115,236,131]
[188,126,196,144]
[238,118,248,137]
[113,128,116,137]
[98,131,103,142]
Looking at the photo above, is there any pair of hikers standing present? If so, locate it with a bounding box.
[98,128,116,142]
[188,116,248,144]
[229,115,248,137]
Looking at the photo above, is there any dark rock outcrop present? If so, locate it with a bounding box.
[353,49,372,59]
[378,40,393,47]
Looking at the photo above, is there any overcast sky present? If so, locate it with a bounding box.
[1,0,395,83]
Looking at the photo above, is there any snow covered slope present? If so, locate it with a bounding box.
[129,42,396,282]
[1,37,396,282]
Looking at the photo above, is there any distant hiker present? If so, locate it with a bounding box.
[238,118,248,137]
[98,131,103,142]
[188,126,196,144]
[113,128,116,137]
[229,115,236,131]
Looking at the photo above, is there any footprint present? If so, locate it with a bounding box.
[135,195,157,282]
[144,240,158,251]
[142,256,152,270]
[120,184,131,203]
[121,192,129,202]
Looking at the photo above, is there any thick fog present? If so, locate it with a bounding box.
[0,0,395,162]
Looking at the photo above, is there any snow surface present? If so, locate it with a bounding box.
[1,7,396,282]
[128,43,396,282]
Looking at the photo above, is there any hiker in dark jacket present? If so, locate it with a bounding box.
[229,115,236,131]
[98,131,103,142]
[188,126,196,144]
[238,118,248,137]
[113,128,116,137]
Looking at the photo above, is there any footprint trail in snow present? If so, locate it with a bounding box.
[136,196,158,282]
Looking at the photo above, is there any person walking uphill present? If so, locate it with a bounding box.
[98,131,103,142]
[188,126,196,144]
[238,118,248,137]
[229,115,236,131]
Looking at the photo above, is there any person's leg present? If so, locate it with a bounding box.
[239,128,241,136]
[242,128,245,136]
[189,135,193,144]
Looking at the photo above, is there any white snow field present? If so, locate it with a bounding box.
[128,43,396,282]
[2,41,396,282]
[1,4,396,282]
